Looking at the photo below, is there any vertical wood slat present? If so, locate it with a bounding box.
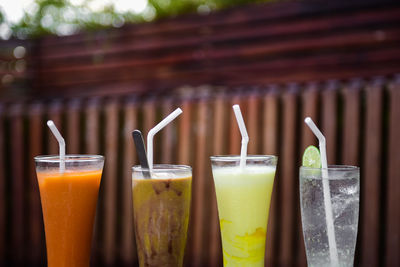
[27,103,44,264]
[84,98,101,263]
[121,100,137,265]
[178,98,193,267]
[360,77,384,267]
[161,99,174,164]
[300,82,319,152]
[321,80,339,164]
[85,98,100,155]
[263,88,279,156]
[191,99,208,267]
[263,88,279,267]
[385,77,400,267]
[66,99,81,154]
[0,104,4,263]
[209,94,225,267]
[10,104,25,264]
[103,99,119,265]
[247,92,260,154]
[143,99,157,137]
[297,82,320,267]
[178,99,192,166]
[279,86,298,266]
[47,101,63,155]
[342,79,363,166]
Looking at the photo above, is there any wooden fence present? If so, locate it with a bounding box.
[24,0,400,98]
[0,76,399,266]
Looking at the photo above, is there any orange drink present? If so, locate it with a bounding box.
[35,155,104,267]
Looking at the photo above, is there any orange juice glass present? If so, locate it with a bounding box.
[35,155,104,267]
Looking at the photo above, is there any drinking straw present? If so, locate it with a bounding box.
[47,120,65,174]
[147,108,182,171]
[132,130,151,179]
[232,105,249,169]
[304,117,339,266]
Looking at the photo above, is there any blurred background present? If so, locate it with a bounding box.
[0,0,399,266]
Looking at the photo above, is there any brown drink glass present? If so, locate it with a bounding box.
[132,164,192,267]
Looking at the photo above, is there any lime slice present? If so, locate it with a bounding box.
[302,145,321,168]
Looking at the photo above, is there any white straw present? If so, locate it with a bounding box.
[47,120,66,174]
[232,105,249,169]
[147,108,182,171]
[304,117,339,266]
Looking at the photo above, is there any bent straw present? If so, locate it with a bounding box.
[232,105,249,169]
[147,108,182,171]
[305,117,339,266]
[47,120,65,174]
[132,130,151,179]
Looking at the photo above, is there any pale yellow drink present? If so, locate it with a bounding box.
[211,156,277,267]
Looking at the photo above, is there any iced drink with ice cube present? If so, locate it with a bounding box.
[211,155,277,267]
[132,165,192,267]
[300,165,360,267]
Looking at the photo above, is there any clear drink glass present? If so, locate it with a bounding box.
[35,155,104,267]
[300,165,360,267]
[210,155,277,267]
[132,164,192,267]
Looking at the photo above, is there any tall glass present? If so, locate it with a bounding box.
[35,155,104,267]
[132,164,192,267]
[300,165,360,267]
[210,155,277,267]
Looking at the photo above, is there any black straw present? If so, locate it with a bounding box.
[132,130,151,178]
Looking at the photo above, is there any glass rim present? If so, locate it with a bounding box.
[300,165,359,171]
[34,154,104,163]
[132,164,192,172]
[210,155,277,162]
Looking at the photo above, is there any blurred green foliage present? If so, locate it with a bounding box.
[2,0,271,38]
[0,10,4,24]
[9,0,141,38]
[147,0,268,18]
